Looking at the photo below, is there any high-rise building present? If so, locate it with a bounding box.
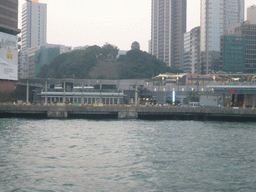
[19,0,47,79]
[231,22,256,73]
[247,5,256,24]
[151,0,186,69]
[0,0,20,35]
[200,0,244,74]
[0,0,20,87]
[183,27,201,74]
[220,35,245,73]
[32,44,72,78]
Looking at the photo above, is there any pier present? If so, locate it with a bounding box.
[0,105,256,121]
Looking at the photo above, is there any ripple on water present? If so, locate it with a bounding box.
[0,119,256,191]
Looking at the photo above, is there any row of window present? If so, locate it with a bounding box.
[42,96,123,105]
[0,16,17,28]
[0,7,17,18]
[0,0,17,10]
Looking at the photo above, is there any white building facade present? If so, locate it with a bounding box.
[200,0,244,74]
[247,5,256,24]
[19,0,47,79]
[151,0,186,69]
[183,27,201,74]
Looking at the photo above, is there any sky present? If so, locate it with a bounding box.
[18,0,256,52]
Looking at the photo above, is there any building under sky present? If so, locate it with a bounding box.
[0,0,20,91]
[200,0,244,74]
[151,0,186,69]
[20,0,47,79]
[247,5,256,24]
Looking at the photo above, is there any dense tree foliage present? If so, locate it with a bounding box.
[37,46,98,79]
[101,43,119,59]
[117,49,168,79]
[38,43,183,79]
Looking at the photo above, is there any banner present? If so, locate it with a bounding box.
[0,32,18,80]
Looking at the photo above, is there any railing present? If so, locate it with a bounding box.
[45,89,122,93]
[208,82,256,86]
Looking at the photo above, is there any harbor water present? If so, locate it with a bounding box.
[1,118,256,191]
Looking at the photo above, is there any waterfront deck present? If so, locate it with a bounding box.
[0,104,256,121]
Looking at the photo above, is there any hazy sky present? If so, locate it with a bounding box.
[18,0,255,51]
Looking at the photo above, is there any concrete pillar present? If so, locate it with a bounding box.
[63,81,66,103]
[45,81,47,106]
[117,81,120,105]
[253,95,255,110]
[26,80,29,103]
[135,83,138,105]
[243,94,247,108]
[234,94,238,107]
[82,82,84,104]
[222,94,226,107]
[99,83,102,103]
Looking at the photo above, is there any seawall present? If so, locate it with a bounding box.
[0,105,256,121]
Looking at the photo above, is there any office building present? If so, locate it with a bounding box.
[247,5,256,24]
[183,27,201,74]
[220,35,245,73]
[151,0,186,69]
[200,0,244,74]
[20,0,47,79]
[0,0,20,35]
[231,22,256,73]
[0,0,20,91]
[33,45,72,78]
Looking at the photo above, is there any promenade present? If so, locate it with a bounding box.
[0,104,256,121]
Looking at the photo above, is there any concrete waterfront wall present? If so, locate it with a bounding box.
[0,105,256,121]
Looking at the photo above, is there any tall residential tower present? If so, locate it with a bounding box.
[151,0,186,69]
[20,0,47,79]
[200,0,244,74]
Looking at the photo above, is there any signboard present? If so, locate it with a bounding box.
[229,90,237,93]
[0,32,18,80]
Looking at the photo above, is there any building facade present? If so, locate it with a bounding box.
[26,44,72,79]
[232,23,256,73]
[247,5,256,24]
[0,0,20,89]
[151,0,186,69]
[0,0,20,35]
[19,0,47,79]
[220,35,245,73]
[183,27,201,74]
[200,0,244,74]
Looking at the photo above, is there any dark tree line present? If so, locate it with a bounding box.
[117,49,168,79]
[38,43,183,79]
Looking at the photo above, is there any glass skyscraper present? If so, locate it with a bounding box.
[151,0,186,69]
[200,0,244,74]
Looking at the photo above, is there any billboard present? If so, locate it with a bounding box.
[0,32,18,80]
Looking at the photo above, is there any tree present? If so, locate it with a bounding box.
[37,48,98,79]
[183,91,200,104]
[86,45,102,58]
[166,67,183,74]
[101,43,119,59]
[117,49,168,79]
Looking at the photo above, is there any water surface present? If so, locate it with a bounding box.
[1,119,256,191]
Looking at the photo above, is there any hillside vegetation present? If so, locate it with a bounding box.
[38,44,182,79]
